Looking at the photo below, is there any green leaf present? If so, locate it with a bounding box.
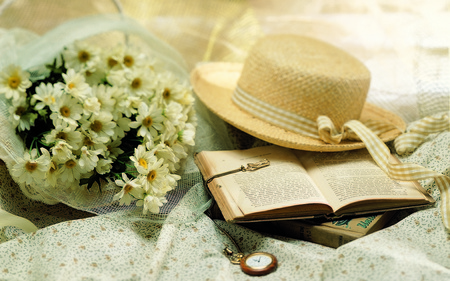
[80,172,103,193]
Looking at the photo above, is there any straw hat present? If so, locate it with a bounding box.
[191,34,405,152]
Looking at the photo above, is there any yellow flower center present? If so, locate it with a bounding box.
[123,55,134,67]
[15,106,26,116]
[78,51,90,63]
[90,120,103,132]
[108,58,118,68]
[138,158,148,170]
[83,136,95,146]
[142,116,153,128]
[68,83,75,89]
[60,106,71,117]
[25,161,37,172]
[124,184,133,194]
[8,76,20,89]
[147,170,157,182]
[56,132,67,141]
[162,88,171,99]
[65,159,77,169]
[49,161,57,174]
[131,78,141,89]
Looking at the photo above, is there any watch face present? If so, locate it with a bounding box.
[240,252,277,276]
[245,254,273,269]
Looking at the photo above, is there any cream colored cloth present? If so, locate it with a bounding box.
[0,209,37,233]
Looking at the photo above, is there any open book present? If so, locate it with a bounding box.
[194,145,434,222]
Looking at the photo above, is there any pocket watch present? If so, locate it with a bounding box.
[240,252,278,276]
[224,247,278,276]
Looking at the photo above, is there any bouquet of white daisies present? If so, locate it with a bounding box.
[0,38,196,214]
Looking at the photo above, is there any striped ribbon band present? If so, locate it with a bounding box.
[233,86,318,138]
[233,85,398,143]
[394,113,449,155]
[344,120,450,229]
[233,86,450,229]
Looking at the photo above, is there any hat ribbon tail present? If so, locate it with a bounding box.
[319,117,450,231]
[394,112,449,155]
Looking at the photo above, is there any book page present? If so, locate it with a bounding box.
[199,146,330,216]
[295,149,430,212]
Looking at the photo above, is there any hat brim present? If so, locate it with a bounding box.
[191,62,406,152]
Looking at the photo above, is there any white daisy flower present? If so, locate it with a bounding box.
[45,159,61,187]
[180,87,195,106]
[146,56,165,73]
[137,192,168,214]
[105,139,124,160]
[9,98,38,132]
[178,122,196,146]
[10,148,50,185]
[44,124,82,150]
[130,145,156,175]
[121,45,147,70]
[124,67,156,97]
[108,87,126,120]
[83,69,106,86]
[80,129,109,152]
[164,101,185,126]
[91,84,117,116]
[32,83,63,110]
[159,121,188,163]
[63,40,101,72]
[186,105,197,127]
[139,158,169,193]
[96,158,113,175]
[117,95,140,117]
[80,111,116,140]
[49,94,83,127]
[166,173,181,188]
[155,72,190,105]
[129,102,165,141]
[0,65,32,101]
[109,82,127,99]
[59,156,83,183]
[106,69,127,88]
[60,69,91,101]
[113,173,144,205]
[102,44,125,71]
[159,119,178,142]
[151,142,179,173]
[78,146,102,173]
[50,140,74,163]
[111,115,131,140]
[83,96,101,116]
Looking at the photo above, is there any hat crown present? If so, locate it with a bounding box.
[236,34,370,128]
